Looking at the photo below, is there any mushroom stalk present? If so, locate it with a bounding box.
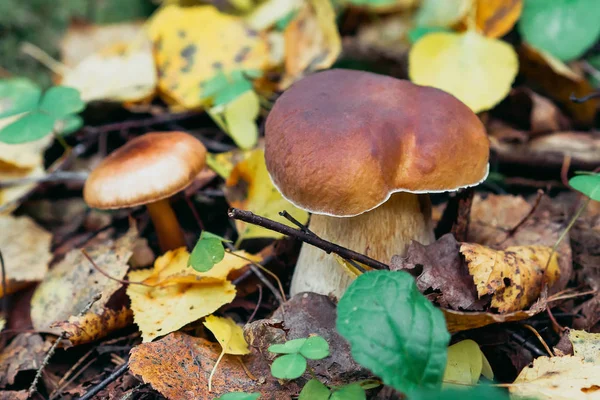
[290,192,435,299]
[146,198,186,252]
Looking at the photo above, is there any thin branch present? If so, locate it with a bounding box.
[81,250,154,288]
[84,112,198,136]
[570,91,600,103]
[77,361,129,400]
[248,284,263,324]
[503,190,544,240]
[0,171,88,188]
[28,293,102,398]
[523,324,554,356]
[228,208,389,271]
[0,249,7,318]
[279,210,314,235]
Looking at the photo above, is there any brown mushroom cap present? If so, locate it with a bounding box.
[84,132,207,209]
[265,69,490,217]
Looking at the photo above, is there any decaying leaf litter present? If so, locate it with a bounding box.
[0,0,599,399]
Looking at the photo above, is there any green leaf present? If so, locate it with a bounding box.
[410,385,509,400]
[330,383,366,400]
[299,379,331,400]
[39,86,85,119]
[336,270,450,394]
[569,174,600,201]
[0,111,55,144]
[299,336,330,360]
[202,69,262,107]
[518,0,600,62]
[268,338,307,354]
[57,115,84,136]
[0,78,41,118]
[188,231,227,272]
[270,353,307,380]
[215,393,260,400]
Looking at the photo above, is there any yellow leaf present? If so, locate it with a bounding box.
[223,90,260,150]
[443,339,493,386]
[475,0,522,38]
[224,148,309,242]
[569,330,600,364]
[0,215,52,297]
[415,0,473,28]
[280,0,341,89]
[245,0,302,31]
[147,5,270,109]
[142,247,261,287]
[206,150,249,180]
[60,22,156,103]
[53,307,133,346]
[128,268,237,342]
[204,315,250,355]
[460,243,560,313]
[333,254,372,279]
[409,30,518,113]
[511,356,600,399]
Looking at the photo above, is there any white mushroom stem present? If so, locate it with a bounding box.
[290,192,435,299]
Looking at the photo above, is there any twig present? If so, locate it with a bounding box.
[81,249,154,288]
[0,171,88,188]
[508,329,547,357]
[185,196,204,231]
[50,348,95,399]
[77,361,129,400]
[248,284,263,323]
[279,210,314,235]
[570,91,600,103]
[228,208,389,271]
[28,293,102,398]
[503,190,544,239]
[51,357,97,400]
[84,112,198,136]
[523,324,554,356]
[0,249,7,318]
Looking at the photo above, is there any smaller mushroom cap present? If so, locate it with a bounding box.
[84,132,207,209]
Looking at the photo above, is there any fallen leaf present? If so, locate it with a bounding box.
[59,22,156,103]
[245,0,303,31]
[569,330,600,364]
[53,307,133,346]
[510,356,600,399]
[415,0,473,28]
[391,234,482,310]
[127,248,256,342]
[409,30,518,113]
[280,0,341,89]
[224,148,308,242]
[30,226,137,343]
[209,89,260,149]
[0,215,52,297]
[518,44,597,126]
[245,292,371,387]
[142,247,259,287]
[443,339,493,386]
[474,0,522,38]
[0,135,52,170]
[206,149,249,180]
[353,14,413,62]
[461,243,559,313]
[147,4,270,109]
[0,391,28,400]
[0,333,51,387]
[129,332,299,399]
[205,315,250,356]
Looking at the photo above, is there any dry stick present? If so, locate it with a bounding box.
[503,189,545,240]
[28,293,103,398]
[77,361,129,400]
[247,284,263,324]
[51,357,98,400]
[228,208,389,271]
[0,171,88,188]
[523,324,554,356]
[570,91,600,103]
[81,250,154,288]
[0,249,7,318]
[50,347,95,399]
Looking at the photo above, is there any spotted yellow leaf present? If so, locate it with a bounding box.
[409,30,518,113]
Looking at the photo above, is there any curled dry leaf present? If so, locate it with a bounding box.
[0,333,51,387]
[0,215,52,297]
[147,4,270,109]
[391,234,482,310]
[224,148,308,242]
[461,243,559,313]
[279,0,341,89]
[129,332,299,399]
[518,43,597,126]
[127,248,259,342]
[30,226,138,344]
[474,0,523,38]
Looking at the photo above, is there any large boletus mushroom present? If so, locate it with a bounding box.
[84,131,207,252]
[265,69,489,298]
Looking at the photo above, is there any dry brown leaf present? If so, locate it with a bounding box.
[0,391,28,400]
[129,331,299,399]
[280,0,341,89]
[30,226,137,343]
[53,307,133,346]
[475,0,522,38]
[0,215,52,297]
[461,243,559,313]
[0,333,51,387]
[518,44,597,126]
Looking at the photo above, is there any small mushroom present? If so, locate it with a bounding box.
[83,131,207,252]
[264,69,490,298]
